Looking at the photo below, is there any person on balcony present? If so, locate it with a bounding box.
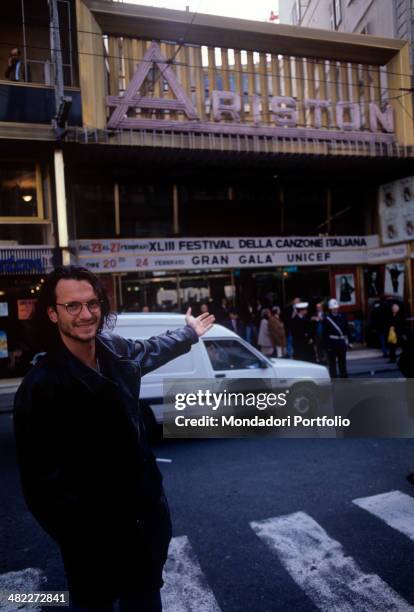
[5,48,29,82]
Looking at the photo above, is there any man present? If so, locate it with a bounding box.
[5,47,28,82]
[284,297,301,358]
[322,298,351,378]
[311,301,326,364]
[226,308,246,339]
[290,302,315,362]
[13,265,214,611]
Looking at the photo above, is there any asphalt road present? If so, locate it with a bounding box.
[2,409,414,612]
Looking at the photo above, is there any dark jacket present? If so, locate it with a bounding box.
[398,330,414,378]
[5,60,29,81]
[224,318,247,339]
[322,313,350,351]
[13,326,198,606]
[291,315,315,361]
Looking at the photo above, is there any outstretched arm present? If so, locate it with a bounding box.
[113,308,215,376]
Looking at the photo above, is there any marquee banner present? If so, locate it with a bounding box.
[71,235,380,273]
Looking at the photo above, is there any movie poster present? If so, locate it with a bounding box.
[335,273,356,305]
[365,268,382,299]
[379,177,414,244]
[384,263,405,297]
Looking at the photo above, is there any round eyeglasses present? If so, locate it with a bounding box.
[55,299,103,316]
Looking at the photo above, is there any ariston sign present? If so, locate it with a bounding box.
[107,42,395,144]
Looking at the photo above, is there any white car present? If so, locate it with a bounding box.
[112,313,331,425]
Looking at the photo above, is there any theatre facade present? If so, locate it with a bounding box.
[1,0,414,373]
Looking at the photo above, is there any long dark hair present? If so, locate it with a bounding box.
[31,265,117,352]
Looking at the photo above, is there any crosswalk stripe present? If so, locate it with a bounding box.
[162,535,222,612]
[353,490,414,542]
[251,511,413,612]
[0,568,45,612]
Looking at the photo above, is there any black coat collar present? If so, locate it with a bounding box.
[53,336,139,400]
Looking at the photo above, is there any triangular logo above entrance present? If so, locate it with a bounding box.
[107,41,199,128]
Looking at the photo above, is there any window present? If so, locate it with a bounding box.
[333,0,342,28]
[204,339,264,371]
[2,0,77,86]
[0,162,44,220]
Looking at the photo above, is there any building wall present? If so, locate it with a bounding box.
[281,0,408,39]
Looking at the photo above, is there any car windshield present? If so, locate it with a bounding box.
[204,339,264,370]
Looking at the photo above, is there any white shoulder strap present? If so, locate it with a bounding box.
[326,316,344,338]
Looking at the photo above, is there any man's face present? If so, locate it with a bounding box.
[10,48,20,63]
[47,279,102,344]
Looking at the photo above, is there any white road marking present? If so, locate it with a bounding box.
[251,511,413,612]
[0,567,45,612]
[156,458,172,463]
[162,535,221,612]
[353,490,414,542]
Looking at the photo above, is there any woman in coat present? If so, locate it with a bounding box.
[258,308,274,356]
[268,306,286,357]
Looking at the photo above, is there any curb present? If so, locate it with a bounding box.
[348,367,399,376]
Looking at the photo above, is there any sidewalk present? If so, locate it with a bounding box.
[347,348,384,361]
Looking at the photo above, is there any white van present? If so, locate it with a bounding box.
[112,313,330,425]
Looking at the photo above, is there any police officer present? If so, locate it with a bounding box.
[291,302,315,362]
[323,298,351,378]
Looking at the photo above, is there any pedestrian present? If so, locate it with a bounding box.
[290,302,315,362]
[268,306,286,357]
[322,298,351,378]
[258,308,274,356]
[13,265,214,611]
[284,297,301,358]
[227,308,246,339]
[311,301,326,364]
[385,302,405,363]
[215,297,231,327]
[244,301,259,346]
[370,299,388,358]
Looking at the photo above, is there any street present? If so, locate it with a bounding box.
[2,401,414,611]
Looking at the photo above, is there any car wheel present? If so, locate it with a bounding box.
[288,384,318,417]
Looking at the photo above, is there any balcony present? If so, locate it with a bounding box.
[0,80,82,127]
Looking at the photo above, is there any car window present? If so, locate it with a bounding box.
[204,339,264,371]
